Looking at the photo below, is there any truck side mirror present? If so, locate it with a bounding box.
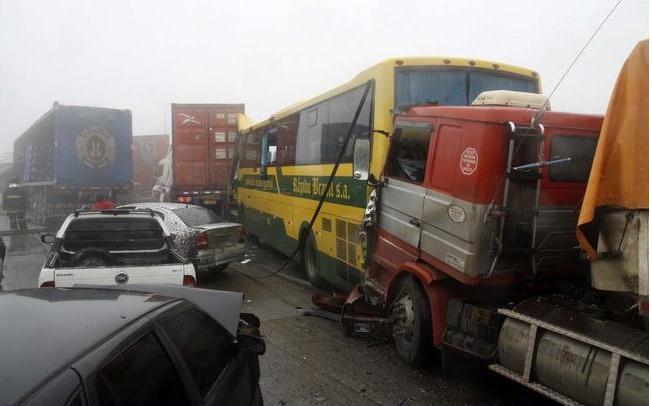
[353,138,370,181]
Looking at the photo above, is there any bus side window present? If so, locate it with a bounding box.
[297,106,325,164]
[242,132,261,168]
[322,85,372,164]
[266,129,278,165]
[277,114,299,165]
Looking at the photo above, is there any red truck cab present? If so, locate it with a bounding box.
[355,93,603,359]
[339,64,647,406]
[371,104,602,291]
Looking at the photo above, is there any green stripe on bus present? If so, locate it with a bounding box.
[239,174,367,207]
[242,206,363,291]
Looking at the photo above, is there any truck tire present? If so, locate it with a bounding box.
[302,231,324,288]
[391,277,434,367]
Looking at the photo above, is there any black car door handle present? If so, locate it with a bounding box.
[408,218,420,227]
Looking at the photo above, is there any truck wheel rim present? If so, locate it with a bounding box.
[391,295,416,341]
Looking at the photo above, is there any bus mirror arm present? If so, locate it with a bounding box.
[362,129,390,138]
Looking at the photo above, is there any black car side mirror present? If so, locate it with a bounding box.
[238,334,266,356]
[40,234,55,244]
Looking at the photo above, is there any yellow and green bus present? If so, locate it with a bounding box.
[234,57,541,290]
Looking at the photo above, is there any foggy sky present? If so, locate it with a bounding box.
[0,0,648,152]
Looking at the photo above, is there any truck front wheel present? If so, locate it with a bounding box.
[391,277,434,367]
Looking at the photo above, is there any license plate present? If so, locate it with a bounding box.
[203,199,217,205]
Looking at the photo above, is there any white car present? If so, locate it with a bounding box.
[37,209,197,288]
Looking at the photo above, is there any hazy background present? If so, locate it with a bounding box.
[0,0,648,153]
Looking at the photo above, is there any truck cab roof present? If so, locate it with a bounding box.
[397,105,603,129]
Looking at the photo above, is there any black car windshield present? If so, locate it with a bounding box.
[173,207,222,227]
[395,66,538,108]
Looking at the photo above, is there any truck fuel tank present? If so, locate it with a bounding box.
[497,297,648,406]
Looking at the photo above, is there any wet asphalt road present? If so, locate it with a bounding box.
[0,222,554,406]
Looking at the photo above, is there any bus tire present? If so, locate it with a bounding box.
[391,277,433,367]
[302,231,324,288]
[237,204,246,223]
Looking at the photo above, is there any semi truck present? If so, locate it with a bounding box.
[13,103,133,227]
[330,41,648,406]
[168,103,244,211]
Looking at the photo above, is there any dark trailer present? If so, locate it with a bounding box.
[13,103,133,226]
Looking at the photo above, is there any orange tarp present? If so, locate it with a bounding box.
[577,39,649,260]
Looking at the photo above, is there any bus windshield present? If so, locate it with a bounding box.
[395,67,538,109]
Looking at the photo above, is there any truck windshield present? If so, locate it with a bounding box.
[395,67,538,109]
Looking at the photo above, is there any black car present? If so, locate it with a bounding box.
[0,285,264,406]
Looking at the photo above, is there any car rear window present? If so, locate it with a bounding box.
[173,207,221,227]
[63,217,165,251]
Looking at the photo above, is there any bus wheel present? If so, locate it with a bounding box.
[237,204,246,223]
[302,232,323,288]
[390,277,433,367]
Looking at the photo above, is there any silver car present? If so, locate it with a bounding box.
[119,203,245,272]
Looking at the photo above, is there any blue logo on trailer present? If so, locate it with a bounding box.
[54,106,133,188]
[76,126,116,169]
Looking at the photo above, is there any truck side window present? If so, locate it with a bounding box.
[549,135,598,182]
[387,125,432,183]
